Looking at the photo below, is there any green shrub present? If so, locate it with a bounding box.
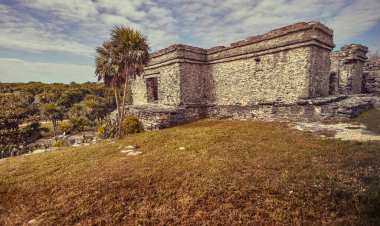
[52,140,64,147]
[123,114,144,135]
[70,116,87,132]
[97,118,118,139]
[59,121,72,131]
[97,115,143,139]
[97,124,106,138]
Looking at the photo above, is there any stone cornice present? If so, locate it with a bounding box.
[145,40,333,70]
[146,21,335,68]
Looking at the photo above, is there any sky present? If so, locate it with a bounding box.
[0,0,379,83]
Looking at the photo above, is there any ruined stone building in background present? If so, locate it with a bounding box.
[125,22,380,130]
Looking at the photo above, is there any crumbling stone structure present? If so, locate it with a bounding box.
[330,44,368,94]
[133,22,334,106]
[125,22,379,130]
[363,59,380,95]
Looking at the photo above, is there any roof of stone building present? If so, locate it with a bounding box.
[148,21,334,59]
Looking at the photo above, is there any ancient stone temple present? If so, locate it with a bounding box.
[125,22,380,130]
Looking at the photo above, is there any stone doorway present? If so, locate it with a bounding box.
[146,77,158,103]
[329,71,339,95]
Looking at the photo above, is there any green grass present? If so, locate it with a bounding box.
[1,119,380,225]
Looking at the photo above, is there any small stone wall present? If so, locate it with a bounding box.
[363,59,380,95]
[124,104,206,130]
[330,44,368,94]
[207,95,378,122]
[124,95,379,130]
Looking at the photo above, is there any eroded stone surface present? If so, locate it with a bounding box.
[363,59,380,95]
[291,121,380,141]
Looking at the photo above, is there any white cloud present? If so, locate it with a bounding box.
[0,3,94,56]
[95,0,146,20]
[19,0,98,21]
[0,58,95,83]
[0,0,380,82]
[326,0,380,44]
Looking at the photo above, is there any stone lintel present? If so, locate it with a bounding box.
[143,72,160,78]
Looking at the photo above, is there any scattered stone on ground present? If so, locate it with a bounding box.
[121,145,140,154]
[72,144,82,147]
[179,147,186,151]
[27,219,37,225]
[127,151,143,156]
[291,122,380,141]
[120,150,133,153]
[126,145,138,150]
[31,149,47,154]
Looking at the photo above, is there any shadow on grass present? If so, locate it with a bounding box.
[354,109,380,134]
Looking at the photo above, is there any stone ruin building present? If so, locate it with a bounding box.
[124,22,380,130]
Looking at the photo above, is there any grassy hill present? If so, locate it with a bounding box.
[1,119,379,225]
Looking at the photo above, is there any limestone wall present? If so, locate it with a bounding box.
[179,63,210,105]
[207,22,333,105]
[363,59,380,95]
[131,63,182,106]
[131,21,335,107]
[330,44,368,94]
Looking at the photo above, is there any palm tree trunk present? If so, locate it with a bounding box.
[114,89,121,120]
[118,73,129,139]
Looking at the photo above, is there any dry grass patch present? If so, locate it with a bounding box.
[354,109,380,134]
[1,119,380,225]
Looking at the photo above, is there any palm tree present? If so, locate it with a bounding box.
[95,41,123,119]
[95,26,150,138]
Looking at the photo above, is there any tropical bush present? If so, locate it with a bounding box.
[97,124,106,138]
[52,140,64,147]
[0,92,40,158]
[97,118,118,139]
[59,121,72,132]
[123,115,144,135]
[97,114,143,139]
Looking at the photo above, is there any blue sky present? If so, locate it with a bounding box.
[0,0,379,83]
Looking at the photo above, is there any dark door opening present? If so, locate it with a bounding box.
[146,77,158,103]
[329,71,338,95]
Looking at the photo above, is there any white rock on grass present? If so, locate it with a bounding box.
[72,144,81,147]
[120,150,133,153]
[127,151,142,156]
[28,219,37,225]
[32,149,46,154]
[179,147,186,151]
[126,145,137,150]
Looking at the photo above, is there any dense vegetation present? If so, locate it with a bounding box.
[0,82,121,158]
[0,119,379,224]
